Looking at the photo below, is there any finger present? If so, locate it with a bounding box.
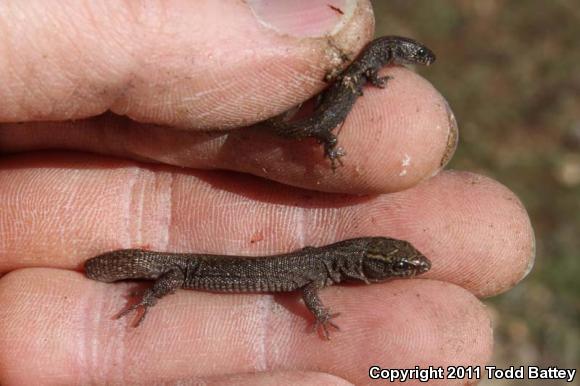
[202,371,354,386]
[0,0,373,128]
[1,68,454,194]
[0,269,491,385]
[0,154,533,297]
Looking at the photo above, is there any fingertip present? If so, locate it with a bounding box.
[410,171,535,297]
[225,68,454,194]
[341,68,457,192]
[205,371,353,386]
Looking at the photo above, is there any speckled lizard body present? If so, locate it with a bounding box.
[85,236,431,339]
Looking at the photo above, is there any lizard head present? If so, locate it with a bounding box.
[389,36,436,66]
[362,237,431,281]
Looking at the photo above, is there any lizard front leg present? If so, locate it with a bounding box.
[301,280,340,340]
[365,68,393,88]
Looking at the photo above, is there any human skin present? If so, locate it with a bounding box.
[0,1,534,385]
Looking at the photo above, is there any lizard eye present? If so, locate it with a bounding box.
[393,261,408,271]
[416,48,427,57]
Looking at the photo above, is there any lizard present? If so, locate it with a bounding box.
[85,236,431,339]
[265,36,436,169]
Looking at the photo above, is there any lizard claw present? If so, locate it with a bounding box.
[328,148,346,171]
[116,294,156,327]
[314,312,341,340]
[316,131,346,170]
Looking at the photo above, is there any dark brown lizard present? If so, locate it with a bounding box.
[265,36,436,169]
[85,236,431,339]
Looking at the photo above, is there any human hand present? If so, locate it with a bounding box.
[0,1,534,384]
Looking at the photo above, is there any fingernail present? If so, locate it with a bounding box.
[248,0,355,37]
[440,100,459,168]
[520,217,536,281]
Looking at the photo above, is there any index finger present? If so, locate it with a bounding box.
[0,0,453,194]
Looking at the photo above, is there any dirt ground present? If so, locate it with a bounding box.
[373,1,579,384]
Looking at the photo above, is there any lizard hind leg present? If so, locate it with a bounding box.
[116,268,185,327]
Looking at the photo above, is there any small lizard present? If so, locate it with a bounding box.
[85,236,431,339]
[265,36,436,169]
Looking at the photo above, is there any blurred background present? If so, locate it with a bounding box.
[373,1,579,384]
